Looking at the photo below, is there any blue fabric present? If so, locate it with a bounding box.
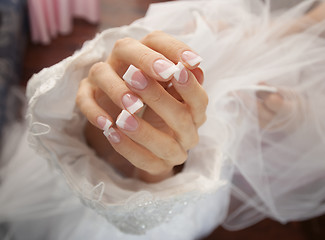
[0,0,27,141]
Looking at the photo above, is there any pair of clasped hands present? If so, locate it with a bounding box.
[76,31,208,182]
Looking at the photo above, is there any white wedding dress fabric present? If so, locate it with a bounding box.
[1,0,325,239]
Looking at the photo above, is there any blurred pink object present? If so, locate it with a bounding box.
[27,0,99,44]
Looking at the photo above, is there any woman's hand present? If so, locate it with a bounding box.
[76,31,207,182]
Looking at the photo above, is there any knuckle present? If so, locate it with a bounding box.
[189,132,199,149]
[202,93,209,108]
[114,37,134,50]
[142,30,165,44]
[89,62,106,80]
[147,88,163,103]
[195,92,209,113]
[179,151,188,165]
[198,113,207,126]
[180,130,199,150]
[161,143,180,162]
[194,111,207,128]
[138,51,158,66]
[84,109,93,122]
[151,30,165,37]
[174,148,188,165]
[177,109,193,131]
[75,79,88,107]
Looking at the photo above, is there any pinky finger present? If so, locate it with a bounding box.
[76,78,113,133]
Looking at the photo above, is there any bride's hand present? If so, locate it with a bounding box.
[76,31,207,182]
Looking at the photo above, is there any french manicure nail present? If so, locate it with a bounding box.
[181,51,203,67]
[97,116,112,132]
[105,127,120,143]
[122,93,144,114]
[174,62,188,84]
[123,65,148,90]
[116,110,138,131]
[153,59,179,80]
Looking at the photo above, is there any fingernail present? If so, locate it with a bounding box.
[122,93,144,114]
[181,51,203,67]
[116,110,138,131]
[153,59,178,80]
[104,127,120,143]
[123,65,148,90]
[174,62,188,84]
[97,116,112,132]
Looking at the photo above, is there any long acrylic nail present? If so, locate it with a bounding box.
[181,51,203,67]
[97,116,112,132]
[105,127,120,143]
[123,65,148,90]
[174,62,188,84]
[122,93,144,114]
[116,110,138,131]
[153,59,179,80]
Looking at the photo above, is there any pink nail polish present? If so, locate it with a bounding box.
[181,51,203,67]
[97,116,112,132]
[105,128,120,143]
[174,62,188,84]
[153,59,179,80]
[116,110,138,131]
[123,65,148,90]
[122,93,144,114]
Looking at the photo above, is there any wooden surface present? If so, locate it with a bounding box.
[22,0,325,239]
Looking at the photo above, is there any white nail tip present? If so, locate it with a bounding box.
[174,62,185,82]
[159,65,179,79]
[103,127,116,138]
[122,65,138,84]
[103,127,112,138]
[116,110,131,129]
[127,98,144,114]
[186,56,203,67]
[102,119,112,132]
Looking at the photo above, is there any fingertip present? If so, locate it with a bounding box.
[173,62,189,84]
[104,127,121,144]
[181,51,203,68]
[153,59,179,81]
[122,93,144,114]
[96,116,113,131]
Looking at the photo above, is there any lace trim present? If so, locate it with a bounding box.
[80,190,199,234]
